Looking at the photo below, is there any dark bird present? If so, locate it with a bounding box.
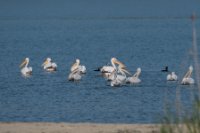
[161,66,168,72]
[94,67,101,71]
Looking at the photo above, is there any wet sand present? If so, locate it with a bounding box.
[0,123,160,133]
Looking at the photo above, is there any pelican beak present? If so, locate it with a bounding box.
[20,60,26,68]
[42,60,48,66]
[71,62,78,71]
[114,59,126,68]
[72,67,79,74]
[72,62,76,67]
[121,68,131,75]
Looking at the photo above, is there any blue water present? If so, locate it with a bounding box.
[0,0,200,123]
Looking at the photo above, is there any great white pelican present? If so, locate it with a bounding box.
[20,57,32,76]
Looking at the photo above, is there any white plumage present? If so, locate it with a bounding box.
[110,70,124,87]
[126,68,141,84]
[102,58,127,80]
[167,72,178,81]
[71,59,86,74]
[109,58,130,87]
[20,57,32,77]
[42,57,57,72]
[68,68,82,81]
[181,66,194,85]
[100,66,115,73]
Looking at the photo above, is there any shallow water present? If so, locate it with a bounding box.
[0,0,200,123]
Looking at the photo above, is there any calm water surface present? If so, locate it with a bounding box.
[0,0,200,123]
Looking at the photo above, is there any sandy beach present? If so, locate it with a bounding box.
[0,123,160,133]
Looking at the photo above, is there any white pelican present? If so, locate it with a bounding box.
[20,57,32,76]
[110,67,130,87]
[126,68,141,84]
[110,70,121,87]
[167,72,178,81]
[68,68,82,81]
[101,58,125,72]
[42,57,57,72]
[103,57,128,80]
[109,59,131,87]
[181,66,194,85]
[108,67,128,82]
[71,59,86,74]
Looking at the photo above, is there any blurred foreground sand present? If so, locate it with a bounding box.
[0,123,160,133]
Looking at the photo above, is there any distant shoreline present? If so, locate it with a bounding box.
[0,122,160,133]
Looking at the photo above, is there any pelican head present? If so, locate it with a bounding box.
[189,66,193,71]
[111,57,126,68]
[47,57,51,62]
[76,59,80,64]
[121,68,131,75]
[137,68,141,72]
[111,57,117,62]
[172,72,175,75]
[25,57,29,62]
[42,57,51,66]
[20,57,29,68]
